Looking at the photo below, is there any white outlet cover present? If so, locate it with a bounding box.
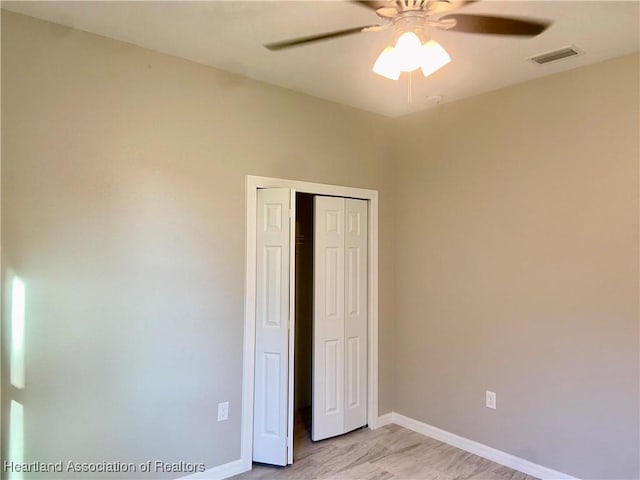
[486,391,497,410]
[217,401,229,421]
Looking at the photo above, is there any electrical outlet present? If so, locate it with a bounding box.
[486,391,497,410]
[217,402,229,421]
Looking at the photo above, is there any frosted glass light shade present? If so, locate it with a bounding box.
[420,40,451,77]
[394,32,423,72]
[373,46,401,80]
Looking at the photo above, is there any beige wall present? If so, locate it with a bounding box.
[1,11,395,477]
[2,9,638,480]
[393,54,639,479]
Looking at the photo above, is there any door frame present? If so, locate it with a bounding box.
[241,175,380,470]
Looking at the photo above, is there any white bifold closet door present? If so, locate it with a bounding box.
[313,196,368,441]
[253,188,294,466]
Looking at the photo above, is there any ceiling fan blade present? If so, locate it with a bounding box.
[429,0,477,14]
[265,26,373,51]
[441,14,551,36]
[362,23,392,32]
[352,1,386,11]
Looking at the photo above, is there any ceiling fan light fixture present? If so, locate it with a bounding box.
[373,25,450,80]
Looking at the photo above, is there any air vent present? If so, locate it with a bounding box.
[530,46,583,65]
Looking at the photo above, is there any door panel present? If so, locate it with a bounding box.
[264,246,283,327]
[313,196,345,441]
[263,352,282,436]
[344,199,368,432]
[346,336,360,408]
[324,339,340,414]
[254,188,290,466]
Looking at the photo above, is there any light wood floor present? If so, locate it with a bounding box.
[234,416,538,480]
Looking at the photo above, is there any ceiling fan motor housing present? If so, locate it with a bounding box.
[391,13,429,42]
[396,0,430,11]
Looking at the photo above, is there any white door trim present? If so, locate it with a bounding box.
[287,188,296,464]
[242,175,379,470]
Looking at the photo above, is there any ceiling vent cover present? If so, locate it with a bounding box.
[530,46,582,65]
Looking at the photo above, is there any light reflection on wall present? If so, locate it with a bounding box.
[8,276,26,480]
[9,400,24,480]
[11,276,25,389]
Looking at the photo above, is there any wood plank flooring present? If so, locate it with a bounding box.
[234,417,539,480]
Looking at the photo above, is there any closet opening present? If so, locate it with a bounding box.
[293,192,314,449]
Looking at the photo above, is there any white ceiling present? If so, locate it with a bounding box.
[3,1,639,117]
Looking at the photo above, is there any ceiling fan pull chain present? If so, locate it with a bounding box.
[407,70,413,104]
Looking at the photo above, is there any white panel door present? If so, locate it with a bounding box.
[344,199,368,432]
[313,196,345,441]
[254,188,291,466]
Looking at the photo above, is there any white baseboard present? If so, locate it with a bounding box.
[374,412,393,428]
[179,458,250,480]
[391,412,579,480]
[192,413,578,480]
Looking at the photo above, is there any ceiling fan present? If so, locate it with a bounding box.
[264,0,551,80]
